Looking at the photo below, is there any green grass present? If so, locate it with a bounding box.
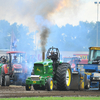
[0,97,100,100]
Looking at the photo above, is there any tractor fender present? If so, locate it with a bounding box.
[2,64,8,74]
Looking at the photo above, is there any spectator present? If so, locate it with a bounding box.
[12,56,18,63]
[2,58,6,64]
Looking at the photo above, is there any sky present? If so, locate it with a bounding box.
[0,0,99,31]
[0,0,100,50]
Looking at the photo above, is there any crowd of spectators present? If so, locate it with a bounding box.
[0,56,7,64]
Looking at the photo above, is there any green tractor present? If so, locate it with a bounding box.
[26,47,72,91]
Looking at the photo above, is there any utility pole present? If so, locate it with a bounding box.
[94,1,100,46]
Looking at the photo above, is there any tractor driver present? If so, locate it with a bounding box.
[47,51,54,59]
[12,56,18,64]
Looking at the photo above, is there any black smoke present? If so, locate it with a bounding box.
[40,27,50,52]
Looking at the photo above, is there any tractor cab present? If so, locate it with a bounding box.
[46,47,60,72]
[1,51,29,86]
[46,46,60,62]
[88,47,100,64]
[6,51,26,73]
[7,51,26,64]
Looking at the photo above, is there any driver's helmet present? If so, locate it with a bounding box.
[51,50,54,55]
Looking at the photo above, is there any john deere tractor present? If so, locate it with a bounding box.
[26,47,72,91]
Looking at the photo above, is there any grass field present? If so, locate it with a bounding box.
[0,97,100,100]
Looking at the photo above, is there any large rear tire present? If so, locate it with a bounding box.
[5,75,10,86]
[70,72,80,90]
[56,63,72,90]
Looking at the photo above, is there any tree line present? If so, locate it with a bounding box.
[0,20,99,51]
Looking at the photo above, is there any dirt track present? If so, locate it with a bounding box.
[0,86,100,98]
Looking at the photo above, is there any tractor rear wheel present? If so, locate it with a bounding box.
[47,78,53,91]
[5,75,10,86]
[56,63,72,90]
[26,85,31,91]
[1,67,5,86]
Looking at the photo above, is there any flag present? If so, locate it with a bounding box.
[10,31,17,51]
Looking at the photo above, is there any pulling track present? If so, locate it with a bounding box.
[0,86,100,98]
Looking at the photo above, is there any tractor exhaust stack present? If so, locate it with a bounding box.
[42,52,45,61]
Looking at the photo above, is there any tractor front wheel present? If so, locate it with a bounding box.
[26,85,31,91]
[1,67,5,86]
[5,75,10,86]
[47,78,53,91]
[56,63,72,90]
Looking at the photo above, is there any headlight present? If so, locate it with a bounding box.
[39,76,41,79]
[78,64,84,70]
[78,64,84,67]
[78,65,80,67]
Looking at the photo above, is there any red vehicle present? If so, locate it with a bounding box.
[63,56,81,71]
[69,56,81,71]
[63,54,88,72]
[1,51,29,86]
[63,57,72,63]
[73,54,88,64]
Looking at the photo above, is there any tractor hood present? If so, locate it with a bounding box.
[34,59,53,76]
[34,59,53,65]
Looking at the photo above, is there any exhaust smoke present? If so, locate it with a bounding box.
[40,27,50,52]
[0,0,82,52]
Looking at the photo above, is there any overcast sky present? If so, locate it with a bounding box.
[0,0,99,33]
